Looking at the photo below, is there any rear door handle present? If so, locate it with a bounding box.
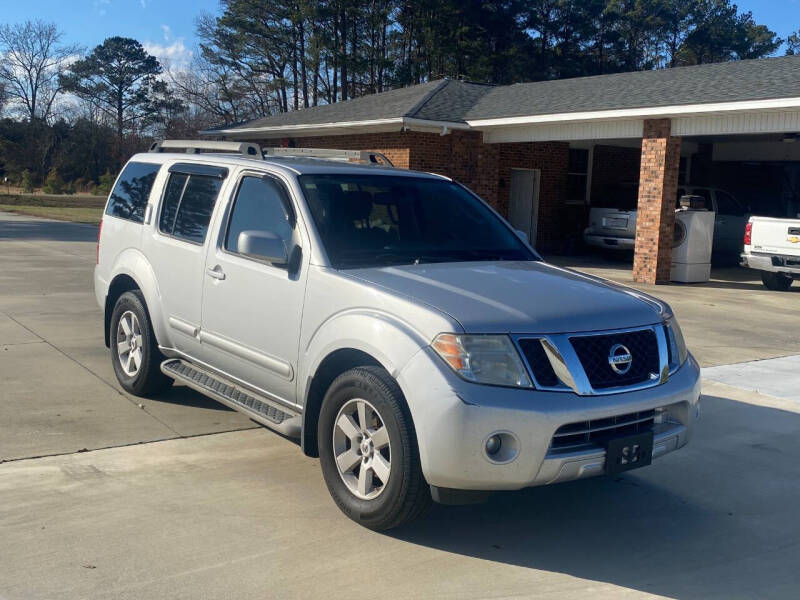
[206,265,226,280]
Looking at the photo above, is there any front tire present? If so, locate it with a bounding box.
[110,290,172,397]
[761,271,793,291]
[318,367,430,530]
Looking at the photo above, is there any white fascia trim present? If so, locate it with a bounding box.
[466,97,800,128]
[200,117,472,137]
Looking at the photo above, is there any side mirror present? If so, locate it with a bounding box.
[237,230,288,266]
[515,229,529,243]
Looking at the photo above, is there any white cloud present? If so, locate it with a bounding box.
[93,0,111,16]
[144,39,193,72]
[161,25,172,42]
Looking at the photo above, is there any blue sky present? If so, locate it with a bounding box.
[0,0,797,70]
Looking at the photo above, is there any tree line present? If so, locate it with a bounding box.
[0,1,797,193]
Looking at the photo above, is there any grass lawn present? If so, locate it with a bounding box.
[0,194,105,224]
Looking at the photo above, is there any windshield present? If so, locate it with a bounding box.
[298,174,537,269]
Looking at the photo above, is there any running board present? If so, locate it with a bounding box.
[161,359,301,438]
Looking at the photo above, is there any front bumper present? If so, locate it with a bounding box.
[396,347,700,491]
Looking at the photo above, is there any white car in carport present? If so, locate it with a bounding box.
[584,184,749,256]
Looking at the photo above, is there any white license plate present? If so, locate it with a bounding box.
[603,217,628,229]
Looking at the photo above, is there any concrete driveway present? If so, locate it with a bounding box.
[2,212,799,599]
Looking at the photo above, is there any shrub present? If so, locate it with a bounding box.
[42,168,65,195]
[21,170,34,193]
[96,170,115,196]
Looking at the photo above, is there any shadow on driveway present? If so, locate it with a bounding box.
[390,394,800,598]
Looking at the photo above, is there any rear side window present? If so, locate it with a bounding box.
[106,162,161,222]
[159,171,224,244]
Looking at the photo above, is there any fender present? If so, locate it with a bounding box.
[107,248,171,348]
[299,308,432,402]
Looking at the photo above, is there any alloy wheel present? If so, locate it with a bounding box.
[332,398,392,500]
[116,310,144,377]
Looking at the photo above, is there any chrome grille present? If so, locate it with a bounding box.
[549,409,656,453]
[517,338,559,387]
[570,329,659,389]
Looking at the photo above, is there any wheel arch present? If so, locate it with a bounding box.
[300,347,384,457]
[104,250,167,348]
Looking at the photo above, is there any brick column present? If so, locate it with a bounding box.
[632,119,681,284]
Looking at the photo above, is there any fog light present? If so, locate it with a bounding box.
[485,435,502,456]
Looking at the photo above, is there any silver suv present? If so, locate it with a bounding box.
[95,141,700,530]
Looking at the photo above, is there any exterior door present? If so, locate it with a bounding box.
[199,173,308,406]
[508,169,541,246]
[142,163,229,357]
[713,190,749,254]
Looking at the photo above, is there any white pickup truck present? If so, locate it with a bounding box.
[741,216,800,290]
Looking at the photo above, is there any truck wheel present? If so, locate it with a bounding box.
[110,290,173,397]
[318,366,431,530]
[761,271,793,291]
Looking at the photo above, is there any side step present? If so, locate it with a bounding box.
[161,359,301,438]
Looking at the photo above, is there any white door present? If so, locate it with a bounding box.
[508,169,540,245]
[199,173,308,405]
[142,163,229,357]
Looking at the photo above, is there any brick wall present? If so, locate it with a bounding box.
[255,131,571,252]
[632,119,681,284]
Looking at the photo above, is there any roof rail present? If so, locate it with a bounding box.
[263,147,393,167]
[149,139,262,158]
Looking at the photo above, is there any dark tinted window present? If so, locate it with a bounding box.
[716,190,744,216]
[158,173,187,233]
[299,174,535,269]
[592,185,639,210]
[106,162,161,222]
[158,172,222,244]
[225,177,293,254]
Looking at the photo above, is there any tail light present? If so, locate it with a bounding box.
[743,222,752,246]
[96,218,103,264]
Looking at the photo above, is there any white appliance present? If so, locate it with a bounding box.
[671,208,715,283]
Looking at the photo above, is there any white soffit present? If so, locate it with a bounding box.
[483,119,645,143]
[673,110,800,136]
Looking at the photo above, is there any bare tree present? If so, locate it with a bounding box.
[0,20,80,122]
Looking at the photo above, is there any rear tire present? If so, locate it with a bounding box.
[761,271,793,291]
[110,290,173,397]
[318,366,431,530]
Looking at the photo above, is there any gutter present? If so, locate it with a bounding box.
[466,97,800,128]
[200,117,472,138]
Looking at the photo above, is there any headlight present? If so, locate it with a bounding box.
[664,317,688,373]
[432,334,532,388]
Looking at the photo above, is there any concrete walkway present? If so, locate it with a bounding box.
[703,355,800,405]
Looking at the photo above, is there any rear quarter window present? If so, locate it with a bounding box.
[105,162,161,223]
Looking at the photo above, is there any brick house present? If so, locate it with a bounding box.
[204,55,800,284]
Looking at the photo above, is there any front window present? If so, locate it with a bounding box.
[298,174,536,269]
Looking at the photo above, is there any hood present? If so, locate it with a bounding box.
[343,261,666,334]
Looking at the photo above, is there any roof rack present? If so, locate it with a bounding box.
[263,147,393,167]
[149,139,262,158]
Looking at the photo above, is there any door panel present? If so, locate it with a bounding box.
[508,169,540,245]
[200,175,308,405]
[142,167,228,356]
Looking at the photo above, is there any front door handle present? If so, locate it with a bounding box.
[206,265,226,280]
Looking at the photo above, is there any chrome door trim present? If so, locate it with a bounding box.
[197,330,294,380]
[168,316,199,338]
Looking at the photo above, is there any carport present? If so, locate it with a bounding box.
[467,56,800,283]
